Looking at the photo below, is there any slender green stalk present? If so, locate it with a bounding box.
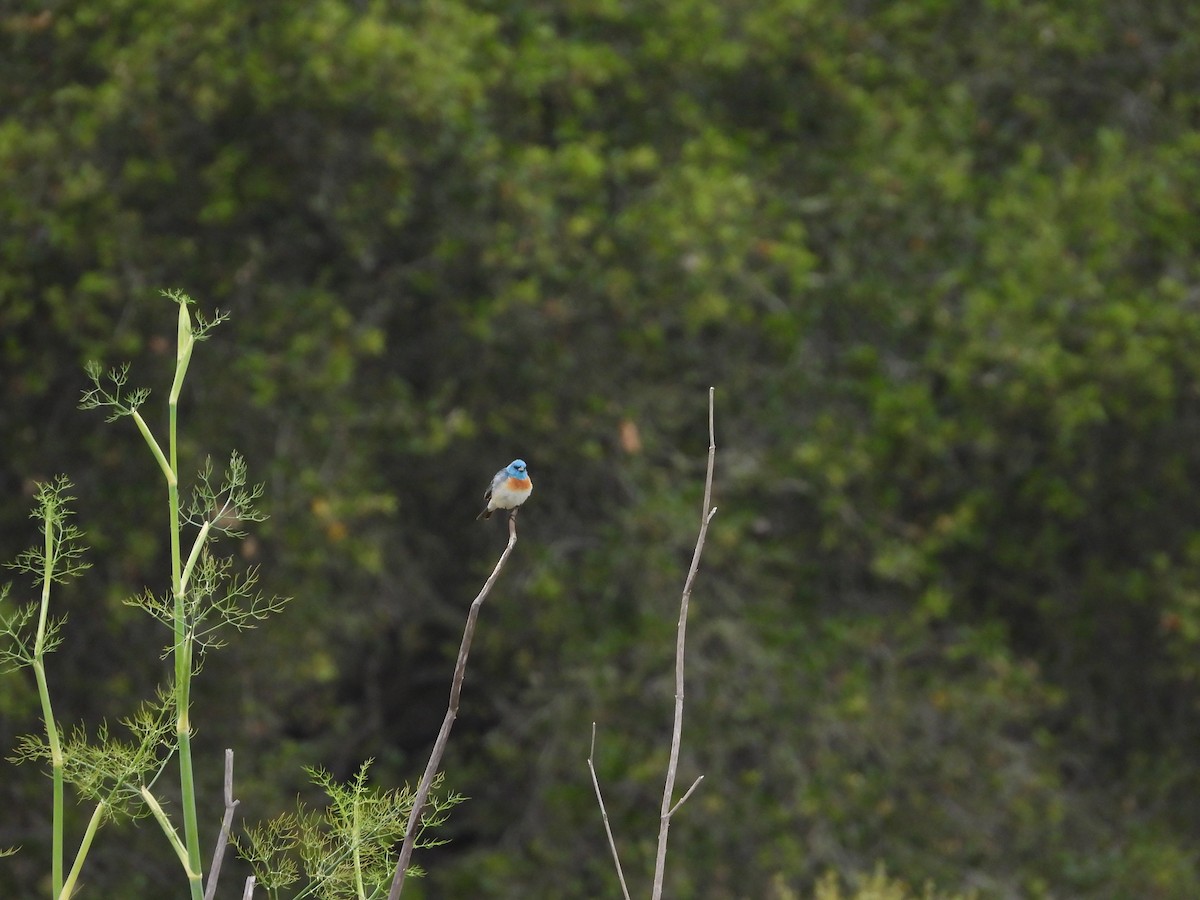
[168,301,205,900]
[127,300,203,900]
[171,470,203,900]
[181,521,212,594]
[30,662,63,898]
[58,802,105,900]
[352,793,367,900]
[33,499,65,898]
[129,410,173,485]
[141,786,201,887]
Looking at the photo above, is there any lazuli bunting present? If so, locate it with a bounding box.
[477,459,533,520]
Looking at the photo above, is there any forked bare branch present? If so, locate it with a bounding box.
[651,386,716,899]
[203,749,240,900]
[590,388,717,898]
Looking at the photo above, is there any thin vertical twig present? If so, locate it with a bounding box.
[651,387,717,900]
[203,749,240,900]
[587,723,633,900]
[387,513,520,900]
[241,875,256,899]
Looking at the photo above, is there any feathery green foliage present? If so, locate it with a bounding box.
[10,689,176,825]
[238,763,464,900]
[2,298,317,897]
[0,477,91,896]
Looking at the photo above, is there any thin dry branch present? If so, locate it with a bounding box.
[203,748,239,900]
[387,513,520,900]
[241,875,256,899]
[588,723,633,900]
[651,387,716,900]
[668,774,705,817]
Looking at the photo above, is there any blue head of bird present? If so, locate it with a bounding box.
[506,459,528,478]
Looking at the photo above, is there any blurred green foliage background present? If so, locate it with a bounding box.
[3,0,1200,896]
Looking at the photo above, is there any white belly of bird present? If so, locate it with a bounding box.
[491,481,531,510]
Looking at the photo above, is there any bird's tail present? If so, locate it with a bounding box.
[476,508,492,520]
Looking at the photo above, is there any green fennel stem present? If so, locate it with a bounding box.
[34,500,65,898]
[169,374,204,900]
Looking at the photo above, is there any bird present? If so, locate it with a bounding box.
[476,458,533,520]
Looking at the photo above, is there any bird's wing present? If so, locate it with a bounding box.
[482,469,504,503]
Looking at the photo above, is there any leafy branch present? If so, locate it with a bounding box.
[74,291,280,900]
[78,361,151,422]
[12,688,177,822]
[239,763,463,900]
[6,477,91,586]
[0,477,91,897]
[0,592,64,673]
[127,451,288,661]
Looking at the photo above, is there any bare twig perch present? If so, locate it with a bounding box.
[387,513,520,899]
[651,387,716,900]
[203,749,240,900]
